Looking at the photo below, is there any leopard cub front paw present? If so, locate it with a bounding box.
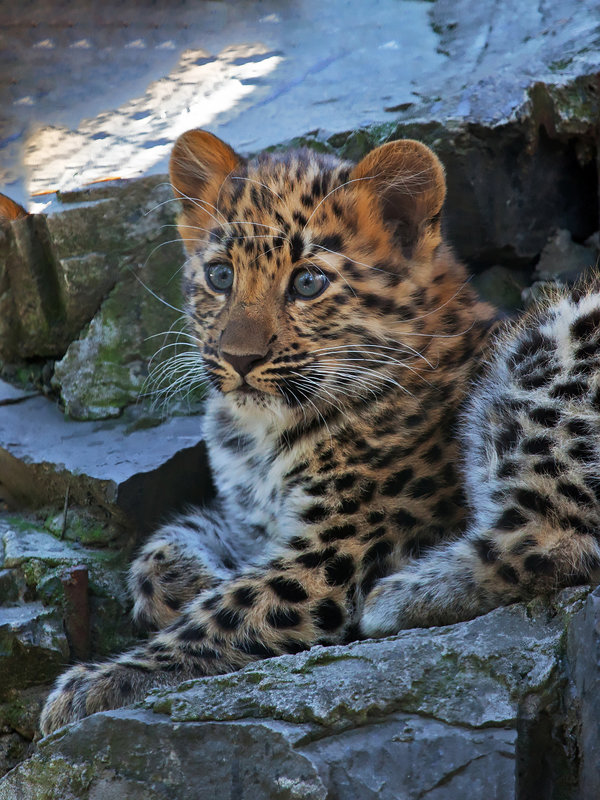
[40,660,147,736]
[39,665,96,736]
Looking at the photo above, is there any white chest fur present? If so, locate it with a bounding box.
[203,393,315,543]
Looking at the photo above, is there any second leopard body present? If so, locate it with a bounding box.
[41,129,599,734]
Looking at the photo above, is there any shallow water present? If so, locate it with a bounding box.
[0,1,445,211]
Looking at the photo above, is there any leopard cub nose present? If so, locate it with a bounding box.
[221,350,268,377]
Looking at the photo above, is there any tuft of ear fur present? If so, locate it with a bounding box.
[351,140,446,258]
[169,130,244,250]
[0,193,28,223]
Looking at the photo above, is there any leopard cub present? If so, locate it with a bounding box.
[41,128,599,735]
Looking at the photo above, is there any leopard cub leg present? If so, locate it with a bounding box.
[129,508,241,629]
[360,517,600,636]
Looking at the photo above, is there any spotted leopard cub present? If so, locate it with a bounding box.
[41,130,599,735]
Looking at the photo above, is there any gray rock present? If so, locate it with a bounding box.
[534,229,597,282]
[0,686,48,741]
[0,215,70,362]
[3,0,598,268]
[147,591,583,730]
[0,732,32,782]
[0,176,192,421]
[470,265,528,313]
[0,381,36,406]
[1,0,598,417]
[0,0,599,794]
[0,516,135,749]
[0,398,212,533]
[0,588,591,799]
[2,526,86,570]
[0,603,68,697]
[568,587,600,797]
[0,711,517,800]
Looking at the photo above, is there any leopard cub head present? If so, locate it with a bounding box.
[169,129,447,413]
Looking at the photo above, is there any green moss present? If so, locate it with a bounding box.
[149,696,173,716]
[5,516,38,533]
[44,509,117,546]
[36,573,65,606]
[529,78,600,136]
[239,670,263,685]
[0,689,44,738]
[337,130,377,162]
[0,754,94,798]
[50,176,200,420]
[265,136,334,156]
[21,560,48,588]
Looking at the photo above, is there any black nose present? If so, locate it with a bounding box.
[221,350,268,377]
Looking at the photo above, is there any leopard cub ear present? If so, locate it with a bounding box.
[0,193,28,223]
[169,129,244,248]
[351,140,446,258]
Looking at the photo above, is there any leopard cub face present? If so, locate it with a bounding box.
[169,130,456,419]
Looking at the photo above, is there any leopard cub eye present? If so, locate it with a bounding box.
[205,263,234,292]
[290,268,329,299]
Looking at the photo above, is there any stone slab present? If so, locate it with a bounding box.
[1,527,84,569]
[0,382,36,406]
[0,588,588,799]
[0,398,213,532]
[1,710,517,800]
[147,591,582,730]
[302,714,516,800]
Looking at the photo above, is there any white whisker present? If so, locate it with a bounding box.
[130,271,186,314]
[231,176,283,202]
[302,175,374,231]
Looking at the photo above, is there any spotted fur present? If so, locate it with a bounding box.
[40,130,599,735]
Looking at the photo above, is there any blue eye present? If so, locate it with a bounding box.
[206,263,234,292]
[291,268,328,299]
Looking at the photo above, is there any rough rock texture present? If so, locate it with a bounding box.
[49,177,190,420]
[568,588,600,797]
[2,0,599,408]
[0,176,190,420]
[0,517,133,777]
[0,588,595,799]
[300,0,600,272]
